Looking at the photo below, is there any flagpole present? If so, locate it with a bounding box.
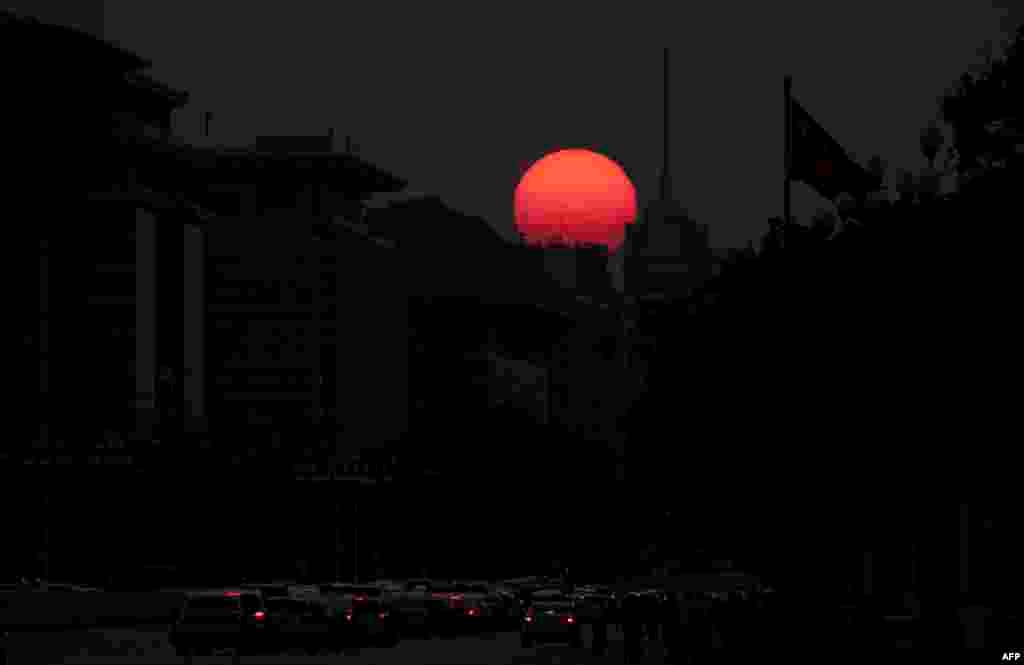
[783,75,793,228]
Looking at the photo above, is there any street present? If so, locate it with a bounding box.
[7,624,683,665]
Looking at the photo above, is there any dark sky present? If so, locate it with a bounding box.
[103,2,1019,251]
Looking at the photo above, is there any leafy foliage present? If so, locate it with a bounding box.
[941,23,1024,174]
[622,29,1024,588]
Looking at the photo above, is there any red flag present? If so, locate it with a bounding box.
[790,98,880,201]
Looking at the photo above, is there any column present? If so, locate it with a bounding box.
[959,503,969,595]
[39,234,50,445]
[135,208,158,441]
[183,224,206,433]
[862,550,874,597]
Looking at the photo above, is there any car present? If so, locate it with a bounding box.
[431,583,492,635]
[261,596,340,654]
[286,584,321,603]
[466,582,508,627]
[241,582,293,600]
[387,580,453,637]
[423,582,500,635]
[572,585,615,622]
[520,590,583,648]
[169,589,268,659]
[319,584,399,647]
[489,583,523,623]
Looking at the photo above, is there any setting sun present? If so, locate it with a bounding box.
[514,149,637,252]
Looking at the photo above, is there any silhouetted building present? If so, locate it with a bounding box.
[169,140,408,463]
[575,243,614,294]
[2,1,104,40]
[79,135,411,581]
[5,10,209,582]
[365,194,507,296]
[8,10,194,460]
[625,201,714,297]
[511,240,614,295]
[623,48,715,298]
[540,244,579,291]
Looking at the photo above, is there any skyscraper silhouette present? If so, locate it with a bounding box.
[624,47,714,298]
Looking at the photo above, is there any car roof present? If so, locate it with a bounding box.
[532,586,566,595]
[186,589,260,598]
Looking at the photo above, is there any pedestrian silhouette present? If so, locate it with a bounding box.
[644,591,660,641]
[691,592,713,660]
[660,589,682,664]
[591,598,609,657]
[621,591,644,663]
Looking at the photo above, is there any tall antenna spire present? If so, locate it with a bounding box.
[659,47,672,204]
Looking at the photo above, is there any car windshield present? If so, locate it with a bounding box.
[268,597,310,611]
[188,596,239,611]
[426,585,449,593]
[240,594,263,611]
[249,585,288,597]
[339,587,381,597]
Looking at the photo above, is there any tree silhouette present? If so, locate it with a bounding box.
[809,208,839,240]
[866,154,888,186]
[941,23,1024,175]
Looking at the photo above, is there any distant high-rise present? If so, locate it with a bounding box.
[532,241,612,295]
[624,47,714,298]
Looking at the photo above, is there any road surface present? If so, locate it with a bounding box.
[7,624,680,664]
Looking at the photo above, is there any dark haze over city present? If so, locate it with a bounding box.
[3,0,1022,661]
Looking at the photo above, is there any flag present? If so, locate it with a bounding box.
[789,98,880,201]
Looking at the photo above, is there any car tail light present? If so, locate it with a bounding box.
[524,607,534,622]
[378,611,388,620]
[466,608,480,617]
[354,594,368,603]
[224,591,241,597]
[560,614,576,625]
[344,609,353,622]
[253,611,265,620]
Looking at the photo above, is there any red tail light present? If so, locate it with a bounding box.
[524,606,535,622]
[378,611,388,620]
[466,608,480,617]
[224,591,241,597]
[253,611,265,620]
[560,614,576,625]
[344,609,353,622]
[354,594,368,603]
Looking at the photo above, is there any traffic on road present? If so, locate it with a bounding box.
[3,572,929,663]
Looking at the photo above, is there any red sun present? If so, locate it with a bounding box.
[514,148,637,252]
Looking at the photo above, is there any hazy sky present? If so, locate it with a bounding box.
[103,2,1019,250]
